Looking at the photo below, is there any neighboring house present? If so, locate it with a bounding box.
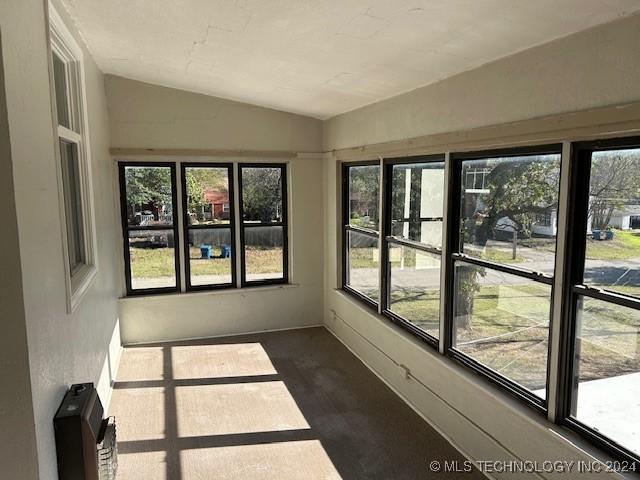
[203,189,230,220]
[585,202,640,233]
[531,210,558,237]
[608,205,640,230]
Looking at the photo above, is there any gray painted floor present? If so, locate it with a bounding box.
[110,327,484,479]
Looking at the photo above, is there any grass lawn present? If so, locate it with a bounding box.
[130,247,176,280]
[389,288,440,336]
[585,229,640,260]
[388,281,639,392]
[130,246,282,280]
[349,246,379,269]
[483,248,525,264]
[463,243,526,264]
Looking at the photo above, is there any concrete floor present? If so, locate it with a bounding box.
[109,327,483,479]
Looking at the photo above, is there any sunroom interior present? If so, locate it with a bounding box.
[2,1,640,479]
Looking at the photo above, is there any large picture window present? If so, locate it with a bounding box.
[119,163,180,295]
[182,164,235,290]
[238,164,288,286]
[342,162,380,306]
[449,146,561,406]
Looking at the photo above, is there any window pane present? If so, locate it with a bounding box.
[346,230,379,303]
[391,162,444,247]
[388,244,440,338]
[460,154,560,273]
[348,165,379,231]
[584,148,640,298]
[188,229,232,286]
[52,53,70,129]
[185,166,231,226]
[453,261,551,398]
[128,230,176,290]
[59,140,85,272]
[244,226,284,281]
[574,296,640,457]
[241,167,283,223]
[124,166,174,227]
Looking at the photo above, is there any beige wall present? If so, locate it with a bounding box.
[117,155,325,344]
[107,78,325,344]
[323,13,640,151]
[0,30,40,480]
[0,1,122,478]
[322,14,640,480]
[106,75,322,152]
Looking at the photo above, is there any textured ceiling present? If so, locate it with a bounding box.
[62,0,640,119]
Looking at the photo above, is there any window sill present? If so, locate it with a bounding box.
[68,264,97,313]
[119,282,300,303]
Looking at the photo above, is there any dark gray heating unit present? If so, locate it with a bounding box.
[53,383,117,480]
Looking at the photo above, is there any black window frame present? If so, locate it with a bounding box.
[238,163,289,287]
[446,143,563,414]
[381,154,446,349]
[340,140,640,467]
[557,136,640,468]
[341,160,381,310]
[118,161,181,296]
[181,162,237,292]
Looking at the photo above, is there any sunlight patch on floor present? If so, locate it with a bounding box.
[180,440,341,480]
[176,381,309,437]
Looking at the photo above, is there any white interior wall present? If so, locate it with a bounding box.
[106,77,325,344]
[322,13,640,480]
[0,1,122,478]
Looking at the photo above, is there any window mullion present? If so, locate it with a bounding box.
[379,157,389,314]
[234,163,243,288]
[439,152,453,354]
[175,161,187,293]
[547,141,572,423]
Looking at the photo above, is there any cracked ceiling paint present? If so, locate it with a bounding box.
[61,0,640,119]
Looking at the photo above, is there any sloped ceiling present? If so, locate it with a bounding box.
[62,0,640,119]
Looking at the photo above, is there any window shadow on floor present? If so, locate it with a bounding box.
[110,327,483,479]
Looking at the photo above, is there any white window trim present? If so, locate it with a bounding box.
[49,3,98,313]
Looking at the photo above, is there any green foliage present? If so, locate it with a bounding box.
[349,166,379,228]
[484,156,560,237]
[125,166,172,211]
[185,168,227,215]
[242,168,282,222]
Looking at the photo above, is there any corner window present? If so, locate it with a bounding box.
[238,164,288,286]
[119,163,180,295]
[50,5,97,311]
[342,162,380,306]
